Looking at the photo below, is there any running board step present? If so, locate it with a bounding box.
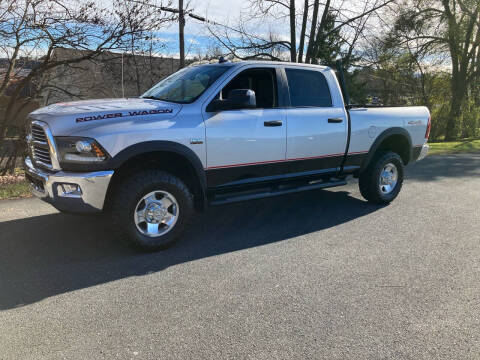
[209,179,347,206]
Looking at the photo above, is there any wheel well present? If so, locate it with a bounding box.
[376,134,411,165]
[105,151,205,211]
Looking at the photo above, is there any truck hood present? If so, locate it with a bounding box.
[29,98,182,136]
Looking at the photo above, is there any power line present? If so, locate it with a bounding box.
[126,0,271,58]
[187,13,268,43]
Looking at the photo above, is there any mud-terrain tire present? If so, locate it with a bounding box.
[111,170,193,251]
[359,151,404,204]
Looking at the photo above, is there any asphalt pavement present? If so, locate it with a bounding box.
[0,153,479,359]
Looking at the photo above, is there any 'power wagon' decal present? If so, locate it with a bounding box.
[76,108,174,123]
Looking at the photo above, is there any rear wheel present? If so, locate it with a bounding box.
[359,151,404,204]
[111,170,193,251]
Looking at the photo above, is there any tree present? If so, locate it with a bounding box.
[297,0,309,62]
[206,0,394,66]
[312,10,343,66]
[390,0,480,140]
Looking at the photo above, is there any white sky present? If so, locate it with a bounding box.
[190,0,244,22]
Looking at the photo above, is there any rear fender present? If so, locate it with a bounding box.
[360,127,412,172]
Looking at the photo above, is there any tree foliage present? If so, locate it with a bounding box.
[381,0,480,140]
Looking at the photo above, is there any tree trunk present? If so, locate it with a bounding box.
[289,0,296,62]
[305,0,320,63]
[297,0,309,63]
[310,0,331,64]
[445,75,465,141]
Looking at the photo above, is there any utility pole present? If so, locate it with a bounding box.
[127,0,186,68]
[178,0,185,69]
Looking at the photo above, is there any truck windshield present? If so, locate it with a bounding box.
[141,65,230,104]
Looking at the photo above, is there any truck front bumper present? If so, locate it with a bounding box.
[24,157,114,213]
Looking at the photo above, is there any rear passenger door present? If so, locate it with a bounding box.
[284,67,348,173]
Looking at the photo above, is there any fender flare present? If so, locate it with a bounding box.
[110,140,207,204]
[360,127,413,172]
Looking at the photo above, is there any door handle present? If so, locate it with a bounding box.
[264,120,283,127]
[328,118,343,123]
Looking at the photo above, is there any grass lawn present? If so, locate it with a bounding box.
[0,168,31,200]
[428,138,480,155]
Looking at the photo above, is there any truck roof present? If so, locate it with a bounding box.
[189,59,330,71]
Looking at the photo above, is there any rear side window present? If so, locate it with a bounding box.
[285,68,332,107]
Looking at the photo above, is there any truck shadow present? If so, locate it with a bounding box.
[0,189,380,311]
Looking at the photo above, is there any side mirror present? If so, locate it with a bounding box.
[207,89,256,112]
[227,89,256,108]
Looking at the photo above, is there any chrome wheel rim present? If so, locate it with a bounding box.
[379,163,398,195]
[134,190,179,237]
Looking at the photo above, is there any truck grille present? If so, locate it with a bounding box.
[28,122,54,168]
[31,124,48,143]
[33,145,52,166]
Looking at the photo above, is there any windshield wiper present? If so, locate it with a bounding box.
[141,95,160,100]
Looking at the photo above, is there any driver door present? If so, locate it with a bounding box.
[203,67,287,188]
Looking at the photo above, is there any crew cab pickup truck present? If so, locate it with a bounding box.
[25,60,430,250]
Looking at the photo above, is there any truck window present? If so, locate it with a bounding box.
[220,68,278,109]
[285,68,332,107]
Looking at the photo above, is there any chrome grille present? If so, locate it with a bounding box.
[28,122,53,168]
[31,124,48,143]
[33,147,52,165]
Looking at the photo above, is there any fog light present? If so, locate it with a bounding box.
[57,183,82,198]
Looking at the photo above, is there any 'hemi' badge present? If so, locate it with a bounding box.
[190,138,203,144]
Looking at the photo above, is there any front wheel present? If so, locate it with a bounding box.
[359,151,404,204]
[110,170,194,251]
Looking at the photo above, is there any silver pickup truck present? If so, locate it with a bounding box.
[25,60,430,250]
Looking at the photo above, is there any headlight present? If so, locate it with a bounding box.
[55,137,110,163]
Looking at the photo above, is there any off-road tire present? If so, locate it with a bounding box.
[359,151,404,204]
[110,170,193,251]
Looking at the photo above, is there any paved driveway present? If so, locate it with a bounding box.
[0,154,479,359]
